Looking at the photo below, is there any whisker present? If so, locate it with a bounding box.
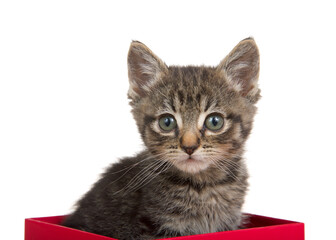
[106,153,163,176]
[204,153,242,183]
[103,153,167,192]
[127,160,173,194]
[115,159,163,195]
[123,159,168,195]
[215,160,242,183]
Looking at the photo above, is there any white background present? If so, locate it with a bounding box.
[1,1,335,239]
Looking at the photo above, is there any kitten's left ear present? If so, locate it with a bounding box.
[217,38,260,102]
[127,41,168,99]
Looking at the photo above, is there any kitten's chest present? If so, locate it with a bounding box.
[178,185,231,217]
[154,184,240,235]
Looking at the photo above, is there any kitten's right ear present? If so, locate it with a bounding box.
[127,41,168,99]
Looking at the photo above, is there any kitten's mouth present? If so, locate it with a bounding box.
[183,153,204,162]
[182,154,197,161]
[186,156,197,162]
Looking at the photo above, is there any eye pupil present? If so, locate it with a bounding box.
[211,117,219,126]
[164,118,171,127]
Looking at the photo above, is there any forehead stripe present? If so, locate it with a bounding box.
[204,99,212,112]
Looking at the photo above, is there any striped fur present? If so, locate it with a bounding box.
[63,39,260,239]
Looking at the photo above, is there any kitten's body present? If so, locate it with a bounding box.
[64,150,247,239]
[64,39,260,240]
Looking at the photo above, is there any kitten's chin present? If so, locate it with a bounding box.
[174,155,210,174]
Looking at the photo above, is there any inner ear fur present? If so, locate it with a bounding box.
[127,41,168,99]
[217,38,260,100]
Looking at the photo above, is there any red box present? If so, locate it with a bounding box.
[25,214,304,240]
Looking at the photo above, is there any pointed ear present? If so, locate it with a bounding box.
[127,41,168,99]
[217,38,260,101]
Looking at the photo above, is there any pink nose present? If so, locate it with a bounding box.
[182,145,199,155]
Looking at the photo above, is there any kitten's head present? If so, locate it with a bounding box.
[127,39,260,174]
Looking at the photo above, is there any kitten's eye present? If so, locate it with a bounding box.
[158,115,177,132]
[204,114,224,131]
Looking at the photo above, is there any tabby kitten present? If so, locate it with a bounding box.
[63,38,260,240]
